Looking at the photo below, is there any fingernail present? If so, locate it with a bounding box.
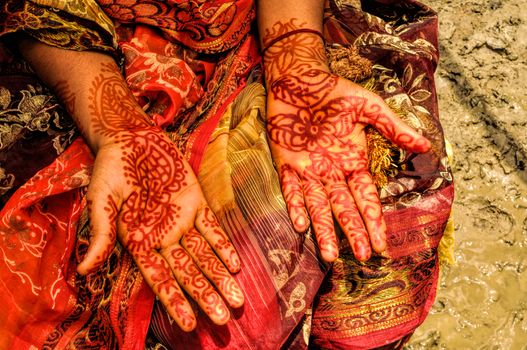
[323,247,338,262]
[355,243,370,261]
[211,303,230,325]
[227,287,245,308]
[227,254,241,272]
[295,216,306,230]
[419,138,432,152]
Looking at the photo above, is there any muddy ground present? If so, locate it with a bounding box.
[404,0,527,349]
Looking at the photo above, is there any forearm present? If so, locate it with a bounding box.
[256,0,328,84]
[257,0,324,41]
[18,37,150,153]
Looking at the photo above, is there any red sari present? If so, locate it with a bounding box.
[0,1,453,349]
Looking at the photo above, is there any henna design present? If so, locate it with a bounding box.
[84,61,241,328]
[166,245,230,325]
[270,69,337,108]
[328,184,371,259]
[279,166,308,231]
[138,252,196,331]
[88,63,188,256]
[302,180,338,261]
[263,19,326,81]
[182,229,244,308]
[347,172,387,250]
[197,207,241,273]
[263,20,429,261]
[88,63,155,136]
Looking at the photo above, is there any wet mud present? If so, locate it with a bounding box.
[405,0,527,349]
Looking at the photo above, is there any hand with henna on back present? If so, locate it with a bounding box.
[259,18,431,263]
[18,39,244,332]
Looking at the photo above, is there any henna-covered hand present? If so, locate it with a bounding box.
[262,21,431,262]
[16,39,243,331]
[73,63,243,331]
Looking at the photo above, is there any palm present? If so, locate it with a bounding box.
[78,127,243,331]
[267,73,430,262]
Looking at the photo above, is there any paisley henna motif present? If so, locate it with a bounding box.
[77,61,242,330]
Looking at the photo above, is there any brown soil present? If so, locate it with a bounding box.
[405,0,527,348]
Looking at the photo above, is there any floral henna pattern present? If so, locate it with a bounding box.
[263,20,430,261]
[270,70,338,108]
[263,19,326,82]
[78,62,242,330]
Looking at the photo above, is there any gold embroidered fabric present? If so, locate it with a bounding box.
[0,0,116,53]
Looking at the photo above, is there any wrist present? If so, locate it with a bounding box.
[262,30,329,86]
[261,28,325,56]
[69,61,155,153]
[88,108,156,153]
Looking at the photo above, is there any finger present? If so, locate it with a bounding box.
[280,165,310,232]
[347,170,387,254]
[303,180,339,262]
[327,182,372,261]
[77,191,119,275]
[195,206,241,273]
[182,229,244,308]
[163,245,231,326]
[134,250,196,331]
[356,94,431,153]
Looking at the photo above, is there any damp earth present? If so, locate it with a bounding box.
[405,0,527,349]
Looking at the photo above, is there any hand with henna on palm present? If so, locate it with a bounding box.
[258,16,431,263]
[18,39,244,332]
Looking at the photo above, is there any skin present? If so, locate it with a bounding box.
[18,42,243,331]
[257,13,431,262]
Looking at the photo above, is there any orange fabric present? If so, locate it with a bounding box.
[120,25,204,128]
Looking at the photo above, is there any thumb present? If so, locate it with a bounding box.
[77,184,120,275]
[358,93,431,153]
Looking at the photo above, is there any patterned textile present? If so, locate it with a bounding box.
[0,0,116,53]
[0,138,154,350]
[99,0,255,54]
[0,0,453,349]
[148,82,328,349]
[0,0,118,207]
[309,1,453,348]
[0,46,78,207]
